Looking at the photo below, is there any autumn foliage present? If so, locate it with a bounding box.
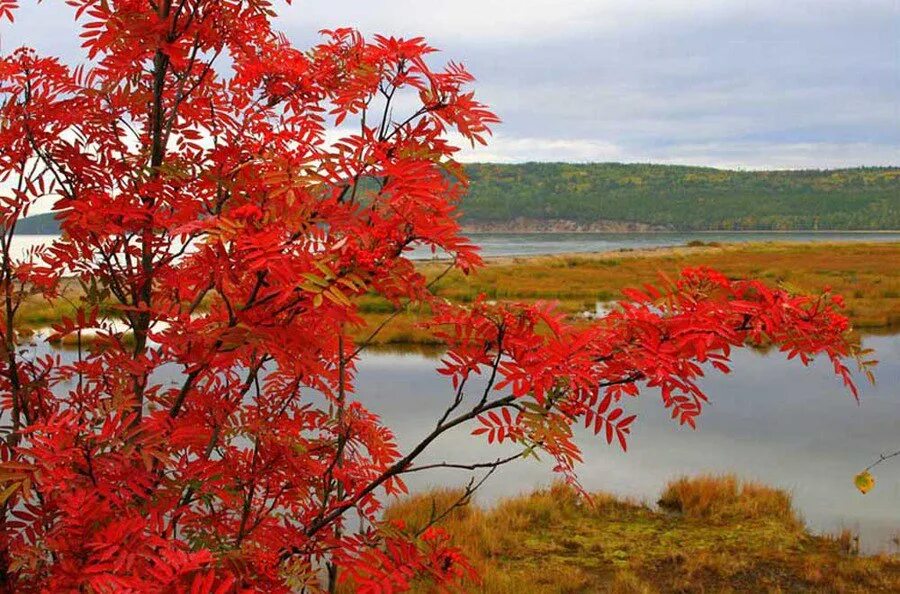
[0,1,869,592]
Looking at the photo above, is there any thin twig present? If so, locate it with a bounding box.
[864,450,900,473]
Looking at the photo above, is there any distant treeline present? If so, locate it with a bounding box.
[13,163,900,233]
[461,163,900,230]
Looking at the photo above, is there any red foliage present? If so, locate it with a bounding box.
[0,2,868,592]
[431,268,863,490]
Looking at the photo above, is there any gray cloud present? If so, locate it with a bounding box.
[1,0,898,168]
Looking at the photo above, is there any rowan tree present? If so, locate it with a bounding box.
[0,1,871,592]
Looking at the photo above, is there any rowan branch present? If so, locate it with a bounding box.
[864,450,900,473]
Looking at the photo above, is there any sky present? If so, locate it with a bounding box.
[1,0,898,169]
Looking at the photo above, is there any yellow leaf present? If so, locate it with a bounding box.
[324,287,351,307]
[854,470,875,494]
[298,283,324,294]
[313,260,335,280]
[337,277,359,291]
[0,482,20,505]
[301,273,328,288]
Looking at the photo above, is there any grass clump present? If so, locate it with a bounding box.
[685,240,722,248]
[383,476,900,593]
[657,474,797,525]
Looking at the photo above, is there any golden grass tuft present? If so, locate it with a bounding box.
[384,487,483,536]
[828,528,862,556]
[656,474,798,525]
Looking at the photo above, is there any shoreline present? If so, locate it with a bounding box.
[462,228,900,235]
[14,241,900,344]
[449,238,900,266]
[11,229,900,238]
[415,240,900,333]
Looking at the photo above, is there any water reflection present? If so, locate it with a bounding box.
[31,331,900,553]
[358,334,900,553]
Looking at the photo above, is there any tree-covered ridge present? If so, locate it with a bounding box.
[462,163,900,230]
[16,164,900,234]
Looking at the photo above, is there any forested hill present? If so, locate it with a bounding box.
[12,164,900,233]
[461,163,900,231]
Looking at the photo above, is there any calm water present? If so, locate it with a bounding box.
[414,231,900,259]
[29,330,900,552]
[40,334,900,551]
[13,232,900,261]
[358,334,900,553]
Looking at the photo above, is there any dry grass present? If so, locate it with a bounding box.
[13,242,900,346]
[380,476,900,593]
[420,241,900,330]
[355,241,900,345]
[657,474,797,525]
[353,311,442,346]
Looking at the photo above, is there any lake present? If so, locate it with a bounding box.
[30,332,900,553]
[359,333,900,554]
[11,231,900,261]
[417,231,900,259]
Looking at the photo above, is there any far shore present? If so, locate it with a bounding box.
[462,228,900,234]
[440,237,900,267]
[400,240,900,343]
[14,240,900,346]
[460,220,900,234]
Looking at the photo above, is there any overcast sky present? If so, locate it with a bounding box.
[2,0,898,169]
